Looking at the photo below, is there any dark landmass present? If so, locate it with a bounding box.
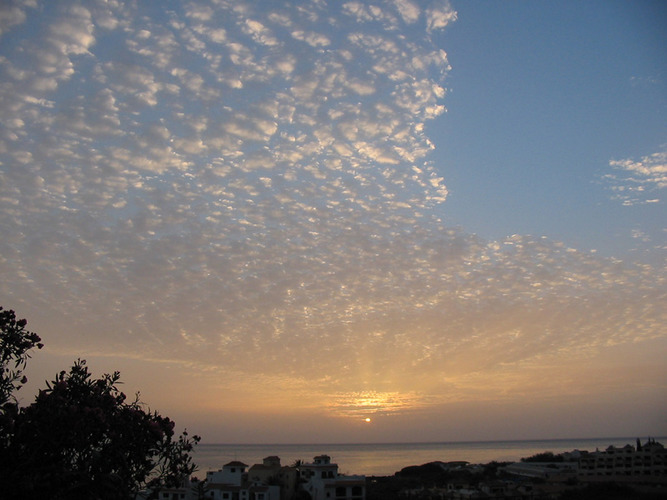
[366,461,509,500]
[558,482,666,500]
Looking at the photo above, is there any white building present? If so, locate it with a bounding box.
[300,455,365,500]
[207,461,248,486]
[578,439,667,483]
[248,456,281,485]
[200,454,364,500]
[204,459,280,500]
[205,461,247,500]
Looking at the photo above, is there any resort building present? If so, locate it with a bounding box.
[204,460,280,500]
[142,453,366,500]
[578,438,667,483]
[300,455,366,500]
[248,456,299,500]
[206,460,249,485]
[199,454,367,500]
[502,461,578,482]
[248,456,282,485]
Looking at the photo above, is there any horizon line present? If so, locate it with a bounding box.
[197,435,666,447]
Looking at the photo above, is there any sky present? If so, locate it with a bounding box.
[0,0,665,445]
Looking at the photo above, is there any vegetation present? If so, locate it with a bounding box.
[0,307,200,500]
[366,461,512,500]
[0,306,43,407]
[521,451,564,462]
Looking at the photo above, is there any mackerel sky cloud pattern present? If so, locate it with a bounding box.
[0,0,665,425]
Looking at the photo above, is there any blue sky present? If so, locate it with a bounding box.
[0,0,665,444]
[433,1,666,256]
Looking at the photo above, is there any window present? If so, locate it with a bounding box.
[336,486,346,497]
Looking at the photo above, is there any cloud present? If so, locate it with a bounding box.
[605,148,667,205]
[243,19,280,47]
[47,4,95,55]
[184,3,215,22]
[290,29,330,47]
[425,0,457,32]
[392,0,421,24]
[0,1,31,36]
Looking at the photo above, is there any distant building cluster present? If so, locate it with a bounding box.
[482,439,665,499]
[142,439,667,500]
[146,454,365,500]
[391,439,666,499]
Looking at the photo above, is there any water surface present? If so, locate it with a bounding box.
[192,437,660,476]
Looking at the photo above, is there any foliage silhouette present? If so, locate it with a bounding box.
[521,451,564,462]
[0,306,43,406]
[0,307,200,500]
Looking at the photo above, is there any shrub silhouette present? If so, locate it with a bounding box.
[0,307,199,500]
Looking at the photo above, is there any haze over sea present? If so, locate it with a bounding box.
[193,437,666,477]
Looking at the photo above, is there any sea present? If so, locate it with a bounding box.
[192,437,664,477]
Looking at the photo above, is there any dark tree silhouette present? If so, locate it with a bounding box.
[0,306,43,453]
[520,451,564,463]
[0,306,43,406]
[0,307,200,500]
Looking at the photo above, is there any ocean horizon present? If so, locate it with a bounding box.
[192,436,666,477]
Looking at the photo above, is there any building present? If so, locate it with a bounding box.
[205,460,280,500]
[199,454,365,500]
[202,457,299,500]
[300,455,365,500]
[205,460,246,500]
[248,456,282,485]
[502,461,578,481]
[207,460,249,486]
[578,438,667,484]
[248,456,299,500]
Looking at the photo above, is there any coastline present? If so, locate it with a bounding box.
[193,436,666,477]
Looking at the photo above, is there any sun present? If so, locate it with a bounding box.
[364,417,371,423]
